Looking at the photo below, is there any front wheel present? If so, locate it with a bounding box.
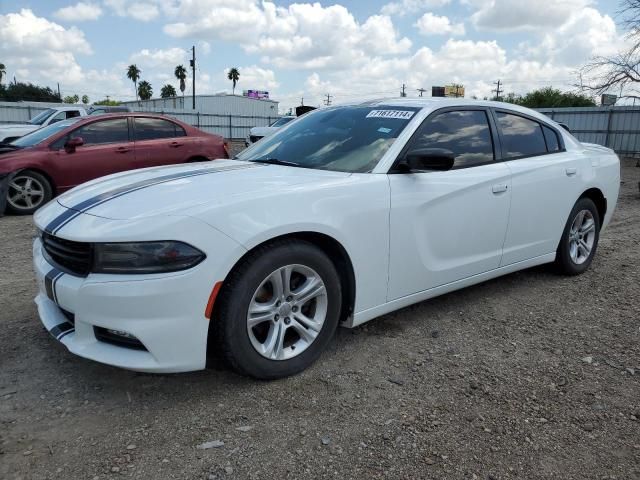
[6,170,52,215]
[555,197,600,275]
[213,240,342,379]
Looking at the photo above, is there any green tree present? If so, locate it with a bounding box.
[81,95,89,104]
[127,64,141,101]
[503,87,595,108]
[160,84,177,98]
[174,65,187,98]
[227,67,240,95]
[94,98,121,106]
[138,80,153,100]
[0,63,5,85]
[0,82,61,102]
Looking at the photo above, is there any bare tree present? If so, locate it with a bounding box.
[580,0,640,100]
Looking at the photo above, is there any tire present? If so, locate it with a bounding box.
[212,239,342,379]
[5,170,53,215]
[555,197,600,275]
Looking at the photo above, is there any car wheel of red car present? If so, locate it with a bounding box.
[6,170,52,215]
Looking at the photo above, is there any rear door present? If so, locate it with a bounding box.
[494,110,584,265]
[132,117,195,167]
[49,117,134,190]
[387,108,512,300]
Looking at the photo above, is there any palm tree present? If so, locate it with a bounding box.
[137,80,153,100]
[227,67,240,95]
[126,64,141,101]
[0,63,5,85]
[81,95,89,104]
[160,84,177,98]
[174,65,187,99]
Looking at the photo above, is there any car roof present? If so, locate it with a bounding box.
[74,112,184,123]
[355,97,559,126]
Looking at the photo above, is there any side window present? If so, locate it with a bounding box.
[496,112,547,159]
[66,110,81,119]
[73,118,129,146]
[134,118,185,141]
[542,125,560,152]
[410,110,494,168]
[49,111,67,125]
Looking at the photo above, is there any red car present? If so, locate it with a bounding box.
[0,113,228,214]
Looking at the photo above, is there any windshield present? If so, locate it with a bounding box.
[11,118,80,148]
[28,109,56,125]
[237,106,419,173]
[270,117,294,127]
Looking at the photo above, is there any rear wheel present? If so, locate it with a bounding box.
[213,240,342,379]
[6,170,52,215]
[555,197,600,275]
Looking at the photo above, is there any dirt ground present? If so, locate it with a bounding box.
[1,161,639,480]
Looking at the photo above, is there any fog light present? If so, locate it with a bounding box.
[107,329,135,339]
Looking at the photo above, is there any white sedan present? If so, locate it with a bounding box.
[32,99,620,379]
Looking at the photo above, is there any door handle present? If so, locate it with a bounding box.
[115,147,130,153]
[565,167,577,176]
[492,184,508,194]
[169,142,184,148]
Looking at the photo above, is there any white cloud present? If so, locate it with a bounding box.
[104,0,160,22]
[470,0,593,31]
[381,0,451,16]
[129,47,188,69]
[54,2,103,22]
[165,1,411,72]
[415,13,465,36]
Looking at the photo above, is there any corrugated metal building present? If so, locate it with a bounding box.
[121,94,279,117]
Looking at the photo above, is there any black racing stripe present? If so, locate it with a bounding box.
[45,163,259,234]
[52,271,64,304]
[50,321,74,340]
[44,268,63,302]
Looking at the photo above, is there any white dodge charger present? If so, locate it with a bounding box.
[32,99,620,379]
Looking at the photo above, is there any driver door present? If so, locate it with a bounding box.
[387,108,511,300]
[50,117,135,191]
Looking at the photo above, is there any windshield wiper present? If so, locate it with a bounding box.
[251,158,301,167]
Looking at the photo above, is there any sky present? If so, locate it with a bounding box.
[0,0,627,113]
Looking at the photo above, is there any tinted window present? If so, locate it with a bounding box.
[29,109,55,125]
[497,112,547,159]
[73,118,129,146]
[236,106,419,173]
[543,125,560,152]
[410,110,494,168]
[13,119,81,148]
[134,118,185,140]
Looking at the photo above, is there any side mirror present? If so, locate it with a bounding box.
[64,137,84,153]
[401,148,455,172]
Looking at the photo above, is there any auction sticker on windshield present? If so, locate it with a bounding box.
[366,110,415,120]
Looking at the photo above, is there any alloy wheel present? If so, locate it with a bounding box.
[247,264,328,361]
[7,175,46,212]
[568,209,596,265]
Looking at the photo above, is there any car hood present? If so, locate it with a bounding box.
[55,160,351,220]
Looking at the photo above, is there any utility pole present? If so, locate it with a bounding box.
[401,83,406,97]
[324,93,332,106]
[417,88,426,97]
[57,83,61,100]
[190,45,196,110]
[493,80,503,101]
[300,96,304,106]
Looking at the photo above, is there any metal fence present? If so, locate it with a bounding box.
[0,103,278,140]
[538,106,640,155]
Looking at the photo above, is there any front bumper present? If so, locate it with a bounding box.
[33,237,217,373]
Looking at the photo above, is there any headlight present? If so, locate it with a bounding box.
[93,241,205,274]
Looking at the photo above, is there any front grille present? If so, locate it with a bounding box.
[42,232,93,277]
[249,135,263,143]
[94,327,147,351]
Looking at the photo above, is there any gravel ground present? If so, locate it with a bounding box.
[1,161,639,480]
